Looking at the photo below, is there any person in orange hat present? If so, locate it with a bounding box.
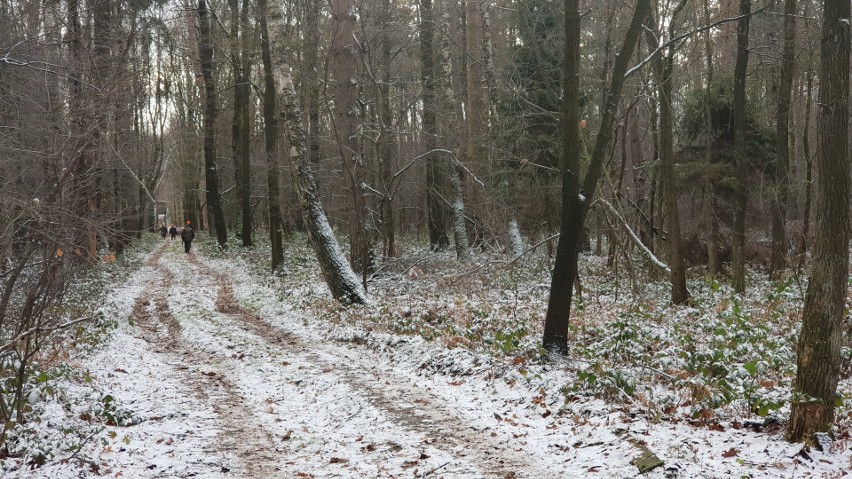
[180,220,195,253]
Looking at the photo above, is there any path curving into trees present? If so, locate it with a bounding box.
[115,243,563,478]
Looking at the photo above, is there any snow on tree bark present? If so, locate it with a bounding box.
[440,6,471,262]
[278,64,368,304]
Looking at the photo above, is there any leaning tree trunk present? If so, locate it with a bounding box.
[275,60,367,303]
[543,0,651,354]
[770,0,797,276]
[731,0,750,293]
[257,0,283,271]
[788,0,849,444]
[197,0,228,248]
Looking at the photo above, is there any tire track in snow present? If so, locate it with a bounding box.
[188,253,555,479]
[132,248,282,477]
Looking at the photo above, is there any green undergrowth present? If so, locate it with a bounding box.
[220,233,821,426]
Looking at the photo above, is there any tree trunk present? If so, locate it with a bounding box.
[702,0,720,277]
[280,68,368,304]
[239,0,252,246]
[464,0,484,209]
[378,0,396,257]
[198,0,228,248]
[421,0,449,250]
[258,0,284,271]
[800,71,814,260]
[788,0,850,443]
[731,0,750,293]
[770,0,797,276]
[229,0,249,244]
[646,1,690,305]
[440,5,471,261]
[303,0,321,166]
[543,0,651,353]
[331,0,371,283]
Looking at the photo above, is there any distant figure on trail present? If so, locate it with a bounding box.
[159,224,168,240]
[181,220,195,253]
[169,224,178,240]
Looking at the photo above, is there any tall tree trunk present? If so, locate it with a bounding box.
[258,0,284,271]
[421,0,449,250]
[230,0,245,240]
[731,0,750,293]
[198,0,228,247]
[702,0,719,277]
[543,0,651,353]
[331,0,370,283]
[236,0,253,246]
[770,0,797,276]
[67,0,92,261]
[440,5,471,261]
[464,0,484,209]
[378,0,396,257]
[646,1,690,304]
[789,0,850,443]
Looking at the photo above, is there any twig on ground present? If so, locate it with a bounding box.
[418,461,450,478]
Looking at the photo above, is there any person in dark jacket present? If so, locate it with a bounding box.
[159,224,168,239]
[169,224,178,240]
[181,221,195,253]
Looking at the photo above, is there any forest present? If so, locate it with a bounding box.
[2,0,852,476]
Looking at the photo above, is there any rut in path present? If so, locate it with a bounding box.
[189,253,555,479]
[131,248,282,477]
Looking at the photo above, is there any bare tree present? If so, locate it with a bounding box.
[197,0,228,248]
[645,0,690,304]
[789,0,850,444]
[731,0,750,293]
[770,0,797,276]
[258,0,284,271]
[543,0,651,353]
[421,0,450,250]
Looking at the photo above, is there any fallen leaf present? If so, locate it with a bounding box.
[722,448,739,458]
[329,457,348,464]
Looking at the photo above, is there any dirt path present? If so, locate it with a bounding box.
[189,254,553,478]
[116,244,561,478]
[131,249,282,477]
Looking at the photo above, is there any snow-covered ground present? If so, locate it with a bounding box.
[3,237,851,478]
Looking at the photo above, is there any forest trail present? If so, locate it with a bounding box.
[113,242,562,478]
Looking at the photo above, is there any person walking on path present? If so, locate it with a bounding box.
[159,223,168,240]
[181,221,195,253]
[169,224,178,240]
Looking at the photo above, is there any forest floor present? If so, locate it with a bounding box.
[3,234,852,478]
